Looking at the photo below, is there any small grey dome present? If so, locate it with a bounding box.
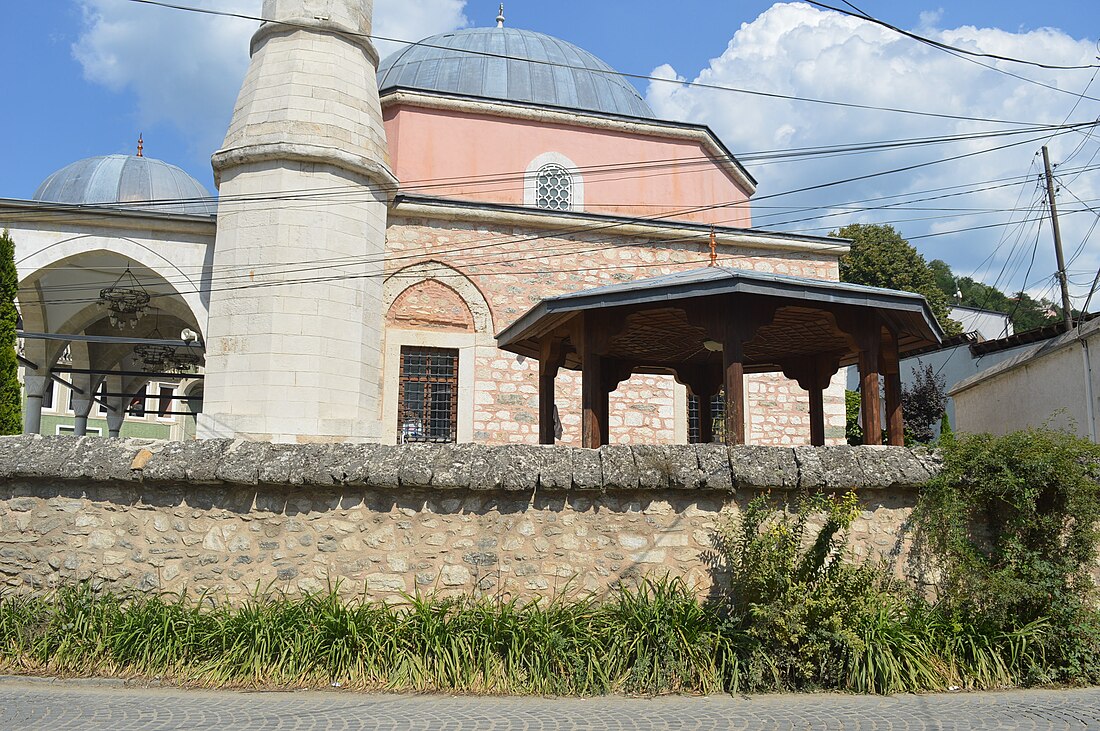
[33,154,216,216]
[378,28,655,119]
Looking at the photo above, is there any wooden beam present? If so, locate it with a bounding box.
[858,322,883,446]
[538,335,567,445]
[579,314,609,449]
[881,328,904,446]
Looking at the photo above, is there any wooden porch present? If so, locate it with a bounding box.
[497,268,944,448]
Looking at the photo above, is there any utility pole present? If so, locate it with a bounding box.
[1042,145,1074,330]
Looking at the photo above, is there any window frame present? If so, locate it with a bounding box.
[396,346,460,444]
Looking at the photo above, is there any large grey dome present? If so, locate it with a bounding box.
[378,27,655,119]
[33,155,216,216]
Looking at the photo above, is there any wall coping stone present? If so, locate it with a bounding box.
[0,436,941,492]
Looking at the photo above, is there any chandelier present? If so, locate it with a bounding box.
[167,347,203,373]
[133,314,174,371]
[99,266,150,328]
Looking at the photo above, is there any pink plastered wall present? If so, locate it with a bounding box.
[384,103,753,228]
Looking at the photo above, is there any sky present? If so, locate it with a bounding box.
[3,1,1100,311]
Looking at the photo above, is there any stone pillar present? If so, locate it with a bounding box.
[198,0,398,443]
[23,374,48,435]
[70,397,93,437]
[105,399,126,438]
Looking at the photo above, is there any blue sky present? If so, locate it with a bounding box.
[3,1,1100,308]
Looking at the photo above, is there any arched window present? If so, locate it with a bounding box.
[535,163,573,211]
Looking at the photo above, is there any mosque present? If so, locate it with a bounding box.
[0,1,936,447]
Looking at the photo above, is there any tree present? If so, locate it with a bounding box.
[0,230,19,434]
[832,224,962,335]
[901,362,946,444]
[928,257,1060,335]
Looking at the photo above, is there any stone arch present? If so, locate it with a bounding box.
[18,238,208,333]
[383,261,493,335]
[387,280,475,332]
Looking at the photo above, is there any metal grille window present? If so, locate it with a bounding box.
[535,164,573,211]
[687,391,726,444]
[398,347,459,443]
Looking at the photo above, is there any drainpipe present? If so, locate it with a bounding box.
[1082,334,1097,443]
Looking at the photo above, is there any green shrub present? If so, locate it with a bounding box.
[713,492,898,691]
[914,428,1100,683]
[0,229,19,435]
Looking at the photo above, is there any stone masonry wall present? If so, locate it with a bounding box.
[0,436,937,601]
[385,217,848,447]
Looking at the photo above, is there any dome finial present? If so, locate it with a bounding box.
[137,134,144,158]
[496,4,505,28]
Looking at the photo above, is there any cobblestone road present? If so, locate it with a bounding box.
[2,677,1100,730]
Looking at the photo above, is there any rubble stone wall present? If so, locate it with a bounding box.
[384,217,848,447]
[0,436,938,601]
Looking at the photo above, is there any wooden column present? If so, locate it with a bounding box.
[881,328,904,446]
[538,335,567,445]
[783,356,839,447]
[580,316,608,449]
[676,365,723,445]
[808,387,826,446]
[698,392,714,444]
[858,321,883,446]
[722,334,747,446]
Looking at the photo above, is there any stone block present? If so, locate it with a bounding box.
[259,443,331,485]
[326,443,374,485]
[214,441,272,485]
[598,445,638,490]
[0,435,35,478]
[497,445,543,492]
[428,443,471,489]
[537,446,572,491]
[632,445,673,489]
[730,446,799,489]
[11,436,82,478]
[468,444,504,491]
[397,444,437,488]
[853,446,934,489]
[367,444,402,488]
[665,445,704,490]
[695,443,733,491]
[570,448,603,490]
[142,439,231,483]
[67,437,148,482]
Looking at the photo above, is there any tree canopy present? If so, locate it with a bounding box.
[0,230,21,434]
[832,224,961,335]
[927,258,1062,334]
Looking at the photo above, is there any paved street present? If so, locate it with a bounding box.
[2,676,1100,729]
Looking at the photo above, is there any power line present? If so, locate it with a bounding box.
[120,0,1095,128]
[812,0,1100,71]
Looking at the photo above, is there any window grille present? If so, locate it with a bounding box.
[687,391,726,444]
[535,163,573,211]
[398,347,459,443]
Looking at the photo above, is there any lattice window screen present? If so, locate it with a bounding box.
[535,164,573,211]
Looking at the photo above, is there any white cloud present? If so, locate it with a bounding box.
[73,0,467,160]
[646,2,1100,305]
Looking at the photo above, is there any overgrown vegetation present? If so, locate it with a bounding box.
[2,429,1098,695]
[0,229,20,435]
[913,429,1100,684]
